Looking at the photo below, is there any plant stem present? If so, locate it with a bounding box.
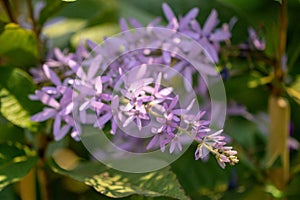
[37,159,50,200]
[20,168,36,200]
[273,0,288,95]
[277,0,288,78]
[221,46,276,67]
[266,0,290,194]
[26,0,43,64]
[26,0,40,36]
[2,0,17,23]
[267,96,290,190]
[36,133,50,200]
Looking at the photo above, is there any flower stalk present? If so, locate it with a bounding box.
[266,0,290,193]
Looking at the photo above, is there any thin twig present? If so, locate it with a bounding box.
[26,0,40,36]
[2,0,16,23]
[273,0,288,95]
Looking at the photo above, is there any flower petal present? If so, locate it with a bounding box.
[59,102,74,116]
[35,91,60,109]
[119,18,129,31]
[95,76,103,93]
[203,9,218,34]
[43,64,61,86]
[95,112,112,128]
[147,134,159,150]
[210,29,231,42]
[123,115,135,127]
[30,108,56,122]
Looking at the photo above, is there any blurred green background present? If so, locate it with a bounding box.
[1,0,300,199]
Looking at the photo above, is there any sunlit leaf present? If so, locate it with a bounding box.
[0,67,41,130]
[286,76,300,105]
[0,67,42,114]
[70,23,120,47]
[0,142,38,191]
[48,159,189,199]
[286,87,300,105]
[43,19,87,48]
[0,23,38,67]
[248,74,273,88]
[0,89,36,130]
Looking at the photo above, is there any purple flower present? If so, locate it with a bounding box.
[161,3,232,63]
[30,86,76,140]
[147,130,173,152]
[194,130,239,168]
[144,72,173,100]
[248,28,265,51]
[239,27,265,51]
[29,3,238,169]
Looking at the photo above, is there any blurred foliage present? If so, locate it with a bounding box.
[0,142,38,191]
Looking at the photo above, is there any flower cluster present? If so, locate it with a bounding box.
[194,130,238,169]
[30,3,238,168]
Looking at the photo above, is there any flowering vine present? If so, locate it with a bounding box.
[30,3,238,169]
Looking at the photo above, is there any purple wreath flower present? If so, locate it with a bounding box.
[29,3,238,169]
[239,27,265,51]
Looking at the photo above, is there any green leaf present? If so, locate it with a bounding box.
[0,142,38,191]
[0,88,36,130]
[118,1,158,25]
[70,23,120,47]
[0,67,42,130]
[287,87,300,105]
[0,67,42,114]
[225,117,259,149]
[0,184,19,199]
[286,173,300,198]
[286,76,300,105]
[171,147,231,199]
[43,19,87,48]
[48,159,189,199]
[243,185,270,200]
[0,20,7,35]
[38,0,69,26]
[0,23,38,67]
[224,74,269,112]
[0,117,25,143]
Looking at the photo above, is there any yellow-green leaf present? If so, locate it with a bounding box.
[0,88,35,130]
[0,23,38,67]
[0,142,38,191]
[48,159,189,199]
[70,23,120,47]
[286,76,300,105]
